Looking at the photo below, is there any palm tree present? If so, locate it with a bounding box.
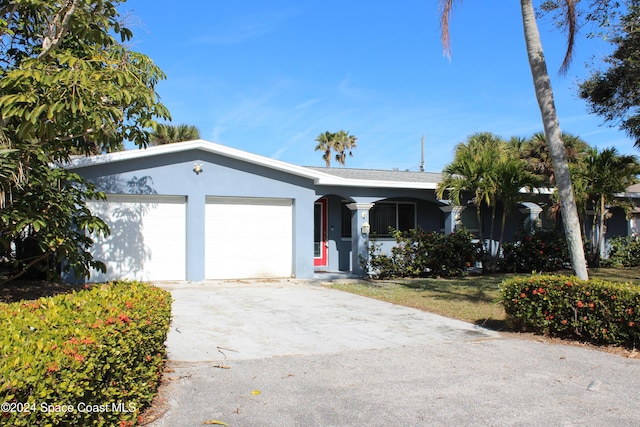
[522,132,590,186]
[150,124,201,145]
[494,154,541,266]
[333,130,358,166]
[440,0,589,279]
[314,130,358,167]
[314,131,334,167]
[581,147,640,264]
[437,132,506,270]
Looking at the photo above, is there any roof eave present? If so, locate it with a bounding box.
[64,139,328,181]
[63,140,440,189]
[314,177,438,189]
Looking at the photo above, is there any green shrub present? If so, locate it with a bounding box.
[501,275,640,347]
[601,236,640,267]
[366,227,482,279]
[0,281,172,426]
[500,230,569,273]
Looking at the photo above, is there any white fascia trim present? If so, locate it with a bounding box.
[64,139,325,179]
[615,192,640,198]
[63,139,440,189]
[314,177,439,189]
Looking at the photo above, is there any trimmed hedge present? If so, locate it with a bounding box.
[501,275,640,347]
[0,281,172,426]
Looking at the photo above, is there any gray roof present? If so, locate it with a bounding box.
[304,166,442,184]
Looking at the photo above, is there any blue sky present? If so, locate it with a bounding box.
[121,0,636,172]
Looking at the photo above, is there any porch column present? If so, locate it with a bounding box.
[347,202,375,276]
[519,202,543,234]
[440,205,465,234]
[629,217,638,238]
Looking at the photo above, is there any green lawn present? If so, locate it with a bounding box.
[329,268,640,330]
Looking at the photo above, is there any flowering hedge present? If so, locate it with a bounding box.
[501,275,640,347]
[0,281,172,426]
[365,227,482,278]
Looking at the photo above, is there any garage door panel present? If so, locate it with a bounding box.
[88,195,186,282]
[205,197,292,279]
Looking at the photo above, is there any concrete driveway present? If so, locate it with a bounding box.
[160,279,499,362]
[147,279,640,427]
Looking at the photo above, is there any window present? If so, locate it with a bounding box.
[370,202,416,237]
[341,203,352,238]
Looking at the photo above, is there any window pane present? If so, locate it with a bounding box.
[371,203,396,236]
[341,203,352,238]
[397,203,415,231]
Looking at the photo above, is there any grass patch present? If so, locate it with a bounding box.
[329,267,640,331]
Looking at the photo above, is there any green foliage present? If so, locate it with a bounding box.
[437,132,507,210]
[314,130,357,167]
[571,146,640,264]
[0,281,172,426]
[601,236,640,268]
[500,230,569,273]
[0,0,170,283]
[150,123,201,145]
[518,132,591,187]
[0,1,171,156]
[365,227,482,279]
[0,154,110,283]
[501,275,640,347]
[579,3,640,146]
[437,132,540,272]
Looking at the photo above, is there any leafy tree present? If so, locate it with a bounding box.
[440,0,589,279]
[314,130,357,167]
[579,2,640,146]
[150,123,201,145]
[578,147,640,264]
[0,159,109,285]
[0,0,170,282]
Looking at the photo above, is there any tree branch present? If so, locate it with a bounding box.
[38,0,80,59]
[0,251,52,286]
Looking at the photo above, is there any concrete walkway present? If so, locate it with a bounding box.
[147,280,640,427]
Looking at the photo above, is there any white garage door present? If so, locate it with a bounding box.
[87,194,186,282]
[205,197,293,279]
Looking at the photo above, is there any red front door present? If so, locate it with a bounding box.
[314,198,327,266]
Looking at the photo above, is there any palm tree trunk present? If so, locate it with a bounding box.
[498,205,508,270]
[476,205,489,272]
[488,202,497,272]
[591,203,598,263]
[475,205,484,244]
[597,194,606,265]
[520,0,588,280]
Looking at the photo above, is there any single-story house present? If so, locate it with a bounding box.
[64,139,637,282]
